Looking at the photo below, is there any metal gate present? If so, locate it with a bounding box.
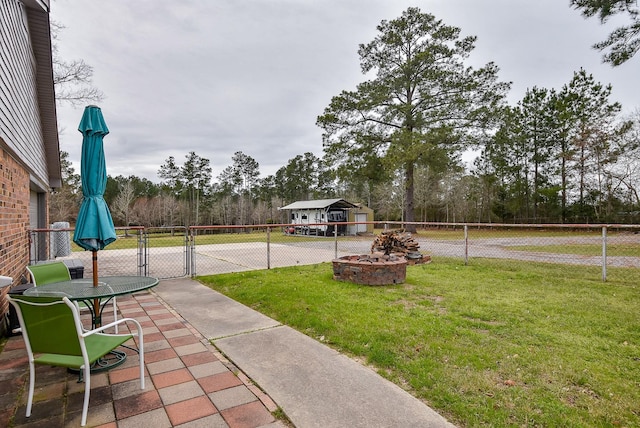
[145,227,189,279]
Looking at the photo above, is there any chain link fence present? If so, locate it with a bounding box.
[28,222,640,282]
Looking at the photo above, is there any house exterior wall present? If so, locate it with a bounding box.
[0,147,34,315]
[0,0,51,191]
[0,0,55,335]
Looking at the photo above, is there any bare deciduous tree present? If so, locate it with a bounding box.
[51,21,104,106]
[111,180,135,231]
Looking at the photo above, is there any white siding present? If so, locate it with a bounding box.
[0,0,49,187]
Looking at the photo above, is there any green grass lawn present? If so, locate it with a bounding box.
[509,243,640,257]
[198,258,640,427]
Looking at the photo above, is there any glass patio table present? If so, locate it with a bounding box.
[23,275,159,371]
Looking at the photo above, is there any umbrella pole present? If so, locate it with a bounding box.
[92,250,98,286]
[92,250,101,326]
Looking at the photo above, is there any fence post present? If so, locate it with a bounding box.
[144,229,149,276]
[602,226,607,282]
[29,230,36,264]
[183,228,190,277]
[464,224,469,266]
[136,230,141,276]
[334,226,338,259]
[189,228,196,277]
[137,229,148,276]
[267,227,271,269]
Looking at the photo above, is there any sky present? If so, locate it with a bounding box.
[50,0,639,183]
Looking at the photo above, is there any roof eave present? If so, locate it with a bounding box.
[23,0,61,189]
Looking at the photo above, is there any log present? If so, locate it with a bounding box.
[371,229,421,255]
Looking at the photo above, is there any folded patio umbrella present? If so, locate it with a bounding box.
[73,105,117,295]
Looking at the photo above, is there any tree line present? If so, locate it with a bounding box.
[50,7,640,229]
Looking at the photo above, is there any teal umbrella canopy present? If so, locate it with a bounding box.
[73,105,116,252]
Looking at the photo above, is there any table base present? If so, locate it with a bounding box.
[70,349,127,380]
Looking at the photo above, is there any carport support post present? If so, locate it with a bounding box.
[334,226,338,259]
[602,226,607,282]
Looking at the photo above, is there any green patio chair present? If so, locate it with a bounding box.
[7,294,144,427]
[27,262,120,332]
[26,262,72,285]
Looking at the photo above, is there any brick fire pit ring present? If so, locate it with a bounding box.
[332,255,407,285]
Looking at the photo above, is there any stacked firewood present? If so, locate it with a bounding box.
[371,229,420,255]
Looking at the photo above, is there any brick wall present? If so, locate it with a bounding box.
[0,147,32,334]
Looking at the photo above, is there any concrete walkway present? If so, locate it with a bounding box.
[155,278,455,428]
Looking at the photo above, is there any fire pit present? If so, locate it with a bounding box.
[332,229,430,285]
[332,254,407,285]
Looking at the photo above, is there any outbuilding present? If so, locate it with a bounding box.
[346,203,374,235]
[279,198,374,236]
